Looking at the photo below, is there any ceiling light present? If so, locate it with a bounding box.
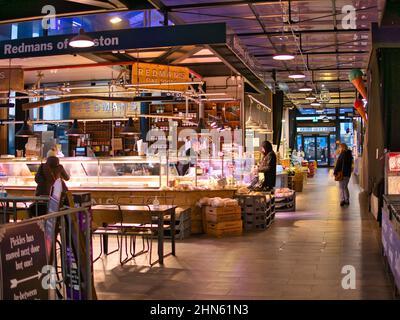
[305,93,316,101]
[273,44,295,61]
[299,84,313,92]
[120,117,140,136]
[310,102,321,107]
[110,17,122,24]
[15,120,34,137]
[66,119,83,136]
[196,118,207,133]
[69,28,95,48]
[288,72,305,79]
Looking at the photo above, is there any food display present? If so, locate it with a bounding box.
[275,188,295,198]
[0,157,163,189]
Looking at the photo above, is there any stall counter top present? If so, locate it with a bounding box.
[4,186,239,192]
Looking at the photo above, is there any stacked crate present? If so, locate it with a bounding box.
[236,193,275,231]
[164,207,192,240]
[191,206,204,234]
[204,205,243,237]
[275,190,296,212]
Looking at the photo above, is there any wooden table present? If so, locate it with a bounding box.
[91,204,176,265]
[0,195,49,224]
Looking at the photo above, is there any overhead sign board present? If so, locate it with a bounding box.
[131,62,190,91]
[0,23,227,60]
[70,101,140,119]
[0,0,154,24]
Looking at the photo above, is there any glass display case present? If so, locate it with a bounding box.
[166,155,253,189]
[0,156,163,189]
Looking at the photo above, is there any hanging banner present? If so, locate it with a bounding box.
[70,101,140,119]
[131,62,190,91]
[0,23,226,60]
[0,68,24,91]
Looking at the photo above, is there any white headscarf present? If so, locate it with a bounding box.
[46,149,58,158]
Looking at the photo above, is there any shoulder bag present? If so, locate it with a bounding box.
[334,156,345,181]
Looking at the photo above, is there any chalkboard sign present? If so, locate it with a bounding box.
[0,221,48,300]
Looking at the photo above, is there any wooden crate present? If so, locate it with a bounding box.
[191,207,203,221]
[203,205,241,232]
[205,205,241,222]
[191,220,203,234]
[207,212,242,223]
[205,205,241,216]
[207,220,243,237]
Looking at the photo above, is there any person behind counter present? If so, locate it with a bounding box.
[258,140,277,191]
[35,149,70,196]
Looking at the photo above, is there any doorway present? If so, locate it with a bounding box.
[298,134,335,167]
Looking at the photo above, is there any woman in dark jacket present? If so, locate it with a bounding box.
[258,141,277,191]
[35,153,70,196]
[334,143,353,206]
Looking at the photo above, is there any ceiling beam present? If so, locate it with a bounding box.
[255,51,368,57]
[237,28,370,37]
[164,0,281,11]
[262,67,363,72]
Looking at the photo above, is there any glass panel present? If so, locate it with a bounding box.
[316,136,328,166]
[330,134,337,166]
[299,109,316,115]
[303,137,316,161]
[297,127,336,133]
[340,122,353,148]
[340,108,354,114]
[296,135,302,152]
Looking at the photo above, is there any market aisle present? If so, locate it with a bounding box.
[94,169,394,300]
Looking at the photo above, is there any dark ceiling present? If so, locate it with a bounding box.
[148,0,386,109]
[0,0,388,109]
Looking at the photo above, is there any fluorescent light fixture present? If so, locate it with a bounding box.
[69,28,95,48]
[273,44,295,61]
[110,17,122,24]
[305,93,317,101]
[299,83,313,92]
[310,102,321,107]
[288,72,305,79]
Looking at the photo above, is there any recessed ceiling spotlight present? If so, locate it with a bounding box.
[110,17,122,24]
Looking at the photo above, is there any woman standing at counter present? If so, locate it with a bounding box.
[35,148,70,196]
[258,140,277,191]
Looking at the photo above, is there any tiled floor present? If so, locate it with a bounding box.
[93,169,395,300]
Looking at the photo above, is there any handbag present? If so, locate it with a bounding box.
[334,156,345,181]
